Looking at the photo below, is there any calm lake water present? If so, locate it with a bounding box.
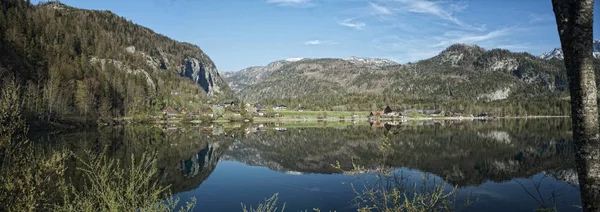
[32,118,582,212]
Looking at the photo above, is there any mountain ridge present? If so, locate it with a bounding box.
[223,56,399,92]
[224,43,595,113]
[539,39,600,59]
[0,0,233,121]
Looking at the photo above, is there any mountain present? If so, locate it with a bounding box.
[226,44,587,113]
[539,39,600,59]
[222,58,301,92]
[223,120,575,187]
[342,56,399,67]
[222,56,398,92]
[0,1,232,121]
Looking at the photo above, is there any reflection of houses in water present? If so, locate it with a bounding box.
[244,125,268,135]
[162,125,179,135]
[274,127,287,131]
[370,121,385,128]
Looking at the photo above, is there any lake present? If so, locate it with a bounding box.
[31,118,582,212]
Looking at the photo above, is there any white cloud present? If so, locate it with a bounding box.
[369,2,392,15]
[303,40,338,45]
[339,18,366,30]
[432,28,513,47]
[370,26,522,63]
[394,0,484,31]
[266,0,313,7]
[528,13,549,24]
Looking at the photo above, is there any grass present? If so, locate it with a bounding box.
[255,121,370,129]
[273,110,370,118]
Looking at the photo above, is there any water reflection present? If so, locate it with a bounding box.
[30,118,581,211]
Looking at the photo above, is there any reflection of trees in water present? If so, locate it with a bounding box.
[31,125,235,194]
[226,118,575,187]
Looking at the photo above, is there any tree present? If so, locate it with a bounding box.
[552,0,600,211]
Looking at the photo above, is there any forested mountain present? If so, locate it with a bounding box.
[222,56,398,92]
[225,44,600,114]
[0,0,233,123]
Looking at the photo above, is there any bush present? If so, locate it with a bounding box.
[333,136,476,212]
[55,151,196,212]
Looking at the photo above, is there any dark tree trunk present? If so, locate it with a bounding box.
[552,0,600,211]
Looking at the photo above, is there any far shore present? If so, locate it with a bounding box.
[120,115,570,125]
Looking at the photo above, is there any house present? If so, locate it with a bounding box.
[477,112,489,117]
[273,105,287,110]
[166,110,178,119]
[161,106,179,119]
[178,107,188,114]
[200,107,214,117]
[384,106,401,116]
[369,111,384,117]
[189,111,200,119]
[161,106,174,115]
[423,110,442,116]
[218,100,235,107]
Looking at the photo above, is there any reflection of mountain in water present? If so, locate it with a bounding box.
[224,119,576,187]
[31,125,236,194]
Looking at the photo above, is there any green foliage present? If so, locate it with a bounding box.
[0,77,27,147]
[333,136,475,212]
[55,151,196,212]
[1,77,197,211]
[241,193,286,212]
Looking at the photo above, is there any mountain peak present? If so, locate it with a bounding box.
[540,40,600,60]
[442,43,486,54]
[285,58,305,62]
[341,56,399,67]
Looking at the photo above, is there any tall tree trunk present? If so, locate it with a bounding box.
[552,0,600,211]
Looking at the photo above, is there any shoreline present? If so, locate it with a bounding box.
[142,115,570,124]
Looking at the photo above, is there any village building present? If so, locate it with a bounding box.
[178,107,188,114]
[218,100,235,107]
[369,111,385,117]
[200,107,214,117]
[273,104,287,110]
[384,106,402,116]
[161,106,179,119]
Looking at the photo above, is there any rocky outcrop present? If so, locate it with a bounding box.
[90,57,156,90]
[178,58,223,96]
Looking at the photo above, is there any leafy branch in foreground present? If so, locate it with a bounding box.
[241,193,286,212]
[55,150,196,212]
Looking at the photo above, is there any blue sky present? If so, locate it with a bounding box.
[33,0,600,72]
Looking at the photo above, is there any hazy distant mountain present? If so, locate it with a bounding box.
[342,56,399,67]
[222,57,399,92]
[539,39,600,59]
